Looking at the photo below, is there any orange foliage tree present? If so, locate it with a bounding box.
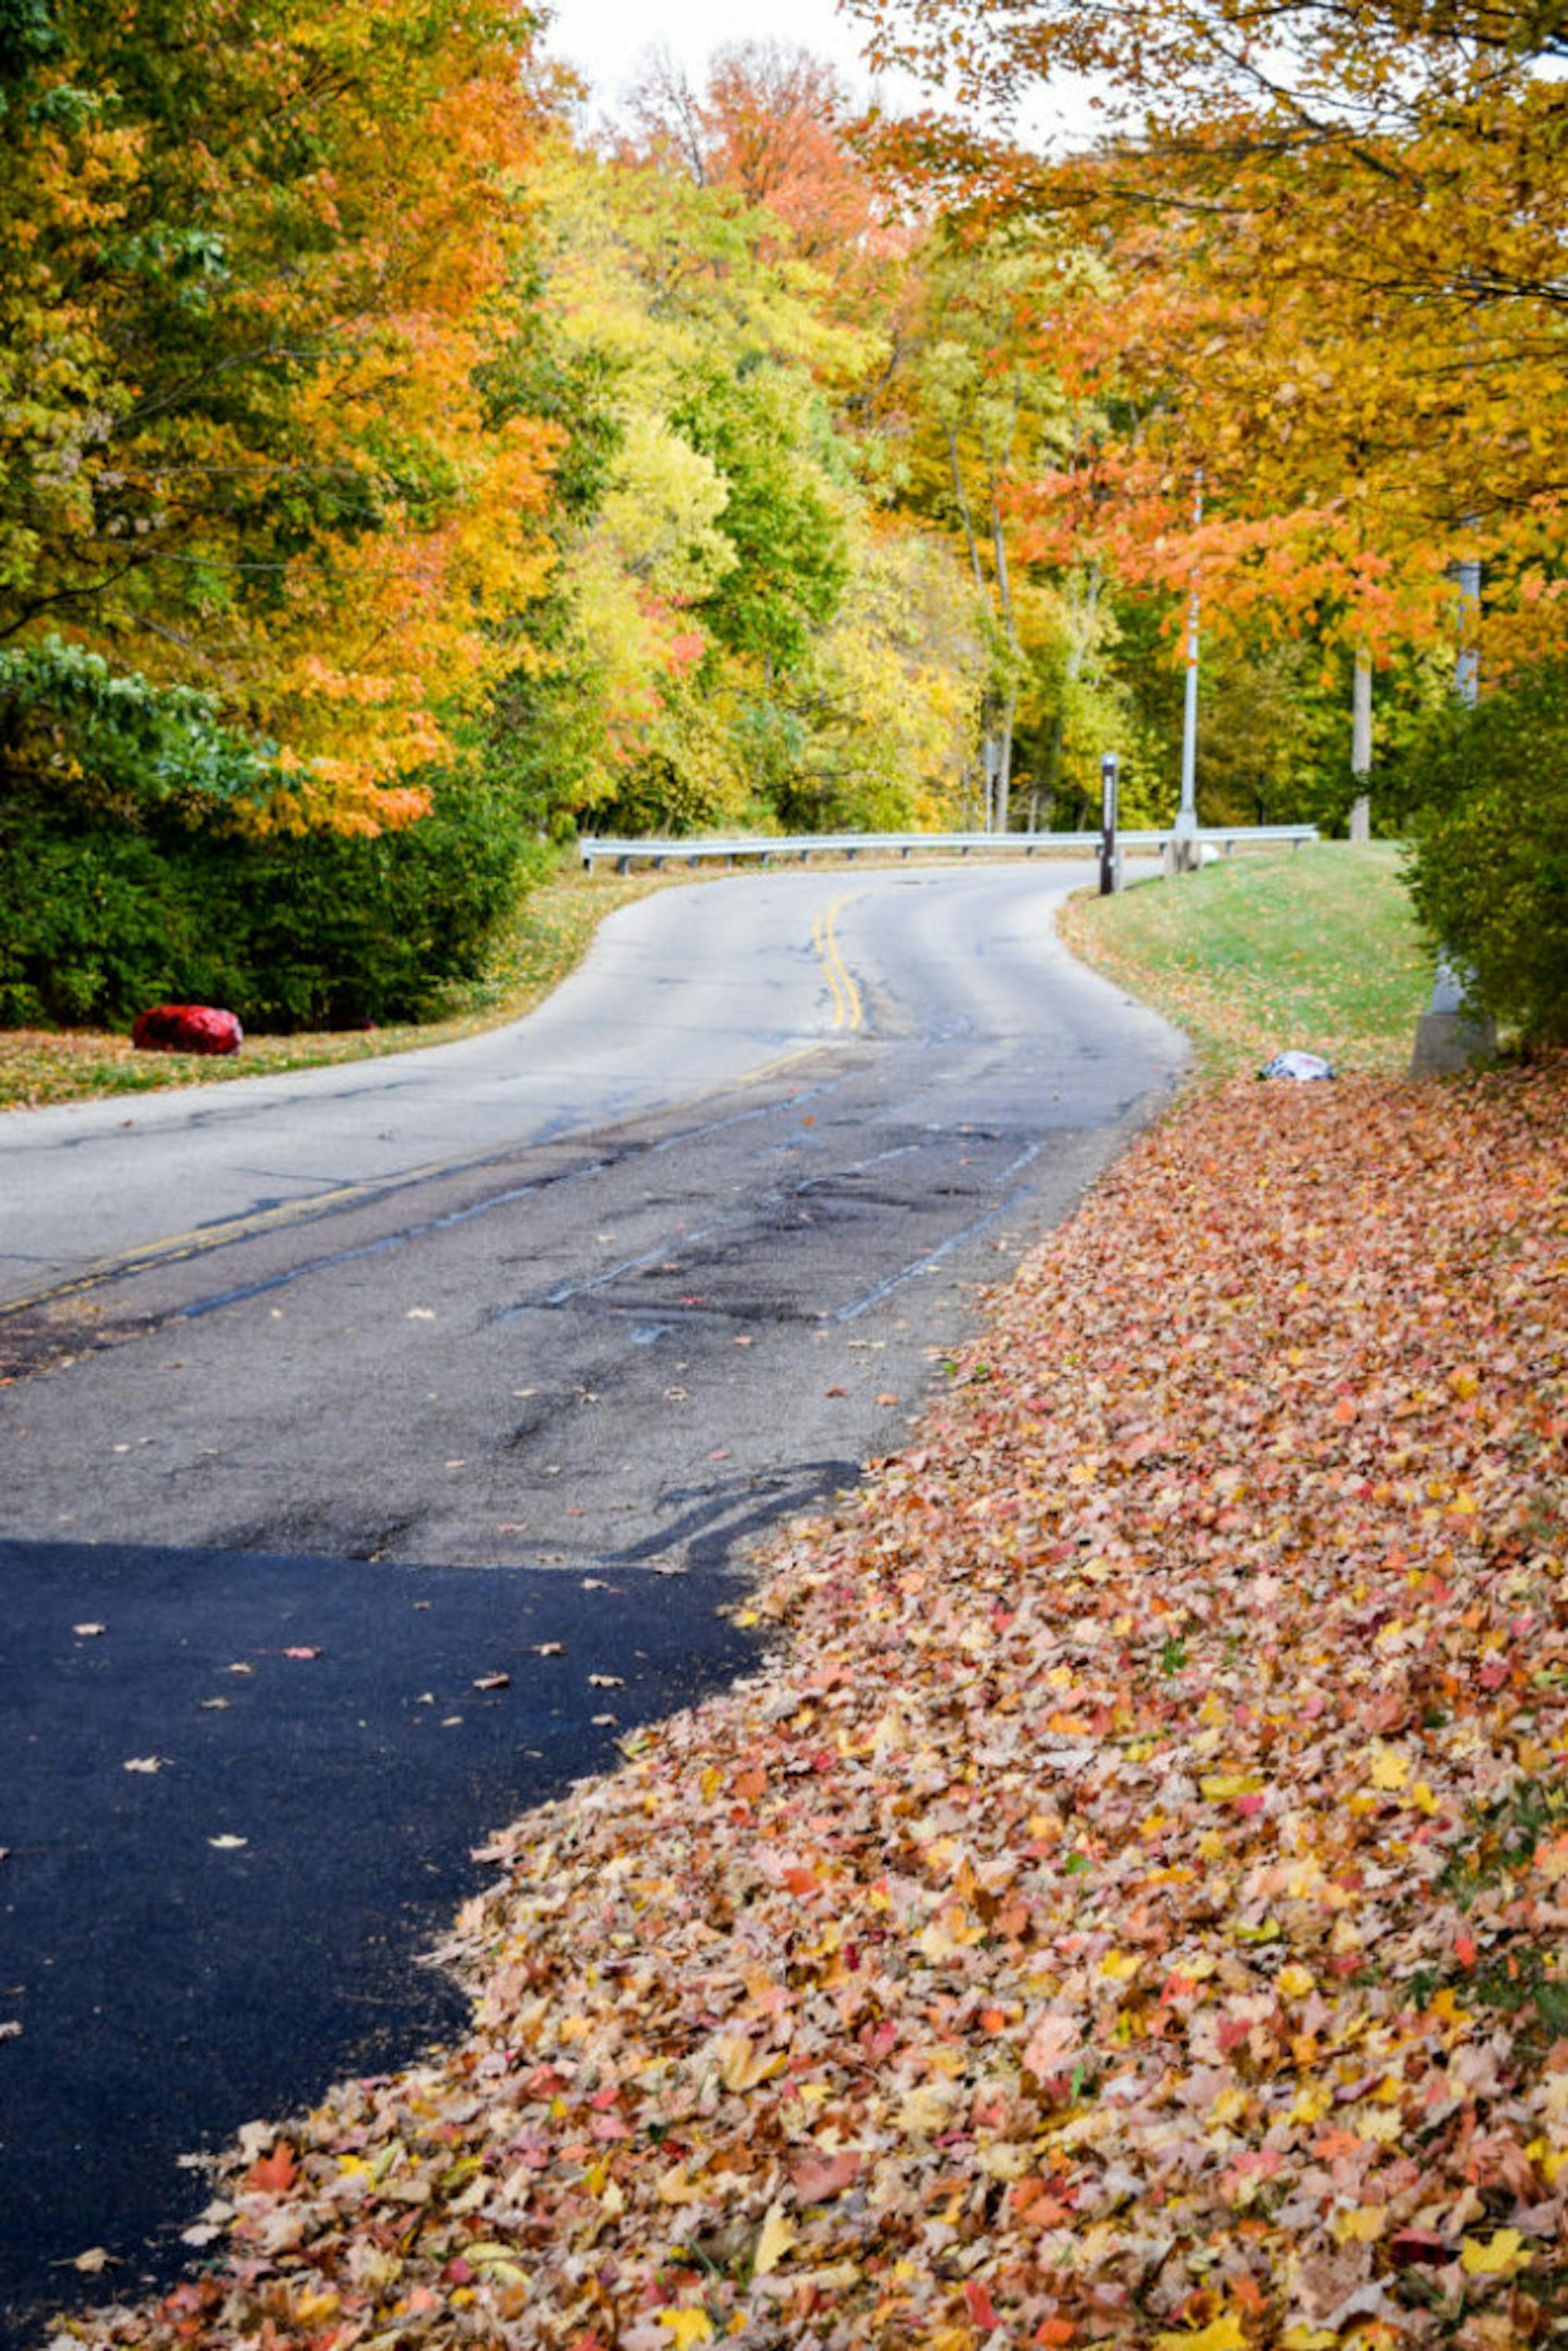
[852,0,1568,679]
[0,0,560,831]
[621,38,910,318]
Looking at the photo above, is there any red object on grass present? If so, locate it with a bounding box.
[131,1003,243,1055]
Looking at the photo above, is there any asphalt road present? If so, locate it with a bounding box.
[0,865,1185,2335]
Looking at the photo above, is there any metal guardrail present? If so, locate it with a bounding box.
[578,825,1319,870]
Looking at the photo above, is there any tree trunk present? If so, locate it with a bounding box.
[990,495,1019,829]
[945,427,987,598]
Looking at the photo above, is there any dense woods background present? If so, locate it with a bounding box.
[1,0,1563,1034]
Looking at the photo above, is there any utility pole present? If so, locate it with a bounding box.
[1454,546,1481,709]
[1173,472,1203,867]
[1349,651,1372,841]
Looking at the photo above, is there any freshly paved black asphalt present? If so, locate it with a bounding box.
[0,1538,759,2337]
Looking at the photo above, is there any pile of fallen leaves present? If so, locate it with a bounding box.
[61,1065,1567,2351]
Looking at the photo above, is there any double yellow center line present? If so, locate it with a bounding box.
[811,894,863,1032]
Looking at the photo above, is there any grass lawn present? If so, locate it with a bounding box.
[1059,840,1436,1075]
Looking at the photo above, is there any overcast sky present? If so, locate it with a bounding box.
[542,0,912,114]
[540,0,1102,150]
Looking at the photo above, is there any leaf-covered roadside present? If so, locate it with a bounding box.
[58,1067,1567,2350]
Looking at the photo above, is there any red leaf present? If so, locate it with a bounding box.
[245,2142,297,2195]
[965,2280,999,2331]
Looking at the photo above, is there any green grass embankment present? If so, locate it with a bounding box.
[1059,841,1434,1076]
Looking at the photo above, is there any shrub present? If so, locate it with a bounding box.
[0,641,545,1030]
[1401,662,1568,1043]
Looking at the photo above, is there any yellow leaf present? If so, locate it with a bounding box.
[919,1917,964,1963]
[1460,2229,1527,2277]
[1369,1746,1410,1791]
[1200,1774,1262,1801]
[1332,2205,1386,2244]
[1099,1949,1141,1981]
[752,2202,795,2278]
[1153,2315,1247,2351]
[1277,1964,1315,1998]
[660,2311,716,2349]
[899,2082,958,2136]
[714,2035,786,2093]
[292,2291,341,2324]
[1283,2331,1339,2350]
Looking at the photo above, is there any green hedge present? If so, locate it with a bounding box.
[0,639,547,1031]
[1402,662,1568,1044]
[0,782,546,1030]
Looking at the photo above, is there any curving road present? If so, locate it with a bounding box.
[0,864,1185,2330]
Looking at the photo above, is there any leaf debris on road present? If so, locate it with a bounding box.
[56,1068,1568,2348]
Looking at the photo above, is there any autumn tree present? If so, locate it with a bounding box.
[620,39,909,315]
[0,0,559,832]
[487,127,982,840]
[855,0,1568,691]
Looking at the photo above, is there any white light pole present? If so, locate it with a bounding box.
[1174,470,1203,847]
[1454,543,1481,708]
[1349,649,1372,841]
